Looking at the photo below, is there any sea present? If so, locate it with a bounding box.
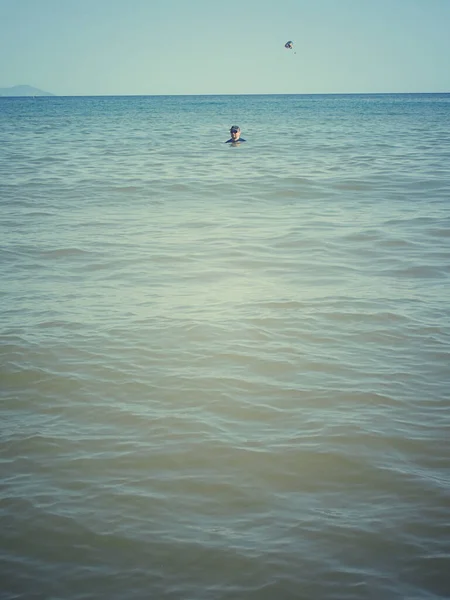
[1,93,449,600]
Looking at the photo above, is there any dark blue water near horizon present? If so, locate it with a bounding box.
[1,93,450,600]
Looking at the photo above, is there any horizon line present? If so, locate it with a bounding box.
[1,91,449,98]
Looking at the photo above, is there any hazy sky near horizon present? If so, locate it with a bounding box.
[1,0,449,95]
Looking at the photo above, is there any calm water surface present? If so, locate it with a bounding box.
[1,94,450,599]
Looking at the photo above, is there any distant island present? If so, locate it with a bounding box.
[0,85,54,97]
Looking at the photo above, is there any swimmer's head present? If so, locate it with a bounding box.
[230,126,241,140]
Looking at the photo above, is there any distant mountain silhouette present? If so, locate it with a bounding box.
[0,85,54,97]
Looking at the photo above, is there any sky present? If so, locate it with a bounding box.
[1,0,449,96]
